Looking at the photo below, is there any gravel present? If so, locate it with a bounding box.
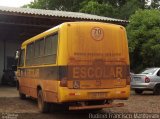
[0,86,160,119]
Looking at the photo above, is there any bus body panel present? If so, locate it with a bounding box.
[58,84,130,102]
[17,68,59,102]
[67,23,128,62]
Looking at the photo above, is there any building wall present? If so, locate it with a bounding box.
[0,39,4,83]
[5,39,20,68]
[0,38,22,83]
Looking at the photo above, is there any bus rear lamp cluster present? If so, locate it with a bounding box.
[145,76,150,83]
[60,77,68,87]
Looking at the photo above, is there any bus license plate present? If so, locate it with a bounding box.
[88,92,107,99]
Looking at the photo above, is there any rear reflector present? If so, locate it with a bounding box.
[121,91,126,94]
[69,93,80,96]
[69,93,75,96]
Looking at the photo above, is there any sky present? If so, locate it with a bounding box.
[0,0,34,7]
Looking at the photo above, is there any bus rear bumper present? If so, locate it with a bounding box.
[69,103,124,110]
[58,85,130,103]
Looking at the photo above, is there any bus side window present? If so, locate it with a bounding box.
[34,38,44,65]
[39,39,45,57]
[45,36,52,55]
[19,49,24,67]
[44,33,58,64]
[35,38,45,58]
[52,33,58,55]
[26,43,34,66]
[35,40,40,58]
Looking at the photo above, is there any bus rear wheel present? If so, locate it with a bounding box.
[38,90,49,113]
[18,83,26,100]
[19,92,26,99]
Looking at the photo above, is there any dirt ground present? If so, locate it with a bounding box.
[0,86,160,119]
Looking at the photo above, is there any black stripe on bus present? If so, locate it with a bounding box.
[17,65,130,80]
[17,66,67,80]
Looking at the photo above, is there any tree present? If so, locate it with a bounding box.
[119,0,149,19]
[150,0,160,9]
[79,0,115,17]
[127,9,160,72]
[23,0,154,20]
[24,0,85,11]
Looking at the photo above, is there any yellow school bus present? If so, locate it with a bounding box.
[16,22,130,112]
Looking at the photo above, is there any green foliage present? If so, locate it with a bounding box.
[150,0,160,9]
[23,0,85,11]
[127,10,160,72]
[119,0,145,19]
[26,0,47,9]
[80,0,115,17]
[23,0,152,19]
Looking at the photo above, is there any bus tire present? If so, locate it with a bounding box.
[19,91,26,99]
[17,82,26,99]
[38,90,49,113]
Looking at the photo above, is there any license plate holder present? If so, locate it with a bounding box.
[88,92,107,99]
[134,77,141,82]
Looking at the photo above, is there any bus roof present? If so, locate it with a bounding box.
[21,22,123,47]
